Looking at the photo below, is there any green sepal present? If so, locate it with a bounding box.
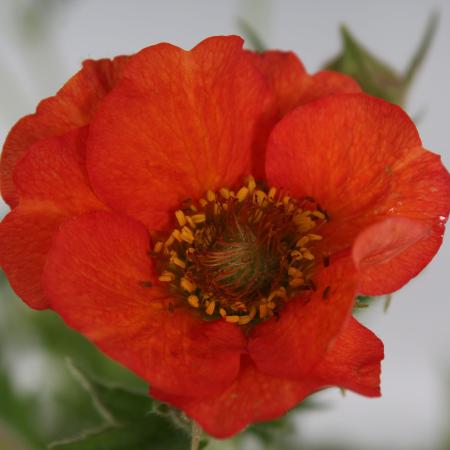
[326,12,438,106]
[237,17,267,52]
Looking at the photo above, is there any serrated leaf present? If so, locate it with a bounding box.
[67,360,152,424]
[50,418,190,450]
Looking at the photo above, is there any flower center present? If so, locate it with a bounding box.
[154,177,327,325]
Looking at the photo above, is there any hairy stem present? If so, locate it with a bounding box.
[190,421,202,450]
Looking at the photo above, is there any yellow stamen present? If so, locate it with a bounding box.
[312,210,326,220]
[268,187,277,200]
[288,267,303,277]
[165,235,175,248]
[220,188,231,199]
[181,226,194,244]
[225,315,240,323]
[159,271,175,282]
[175,210,186,227]
[296,236,310,247]
[205,300,216,315]
[186,216,196,228]
[236,186,249,202]
[172,229,182,242]
[155,177,326,326]
[191,214,206,224]
[170,255,186,269]
[255,190,267,206]
[247,176,256,193]
[187,295,200,308]
[180,277,196,293]
[238,315,252,325]
[289,278,304,287]
[259,304,269,319]
[301,249,315,260]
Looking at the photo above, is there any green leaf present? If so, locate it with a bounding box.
[67,360,152,424]
[50,419,190,450]
[50,362,193,450]
[326,12,439,106]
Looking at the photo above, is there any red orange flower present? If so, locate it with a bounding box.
[1,36,449,438]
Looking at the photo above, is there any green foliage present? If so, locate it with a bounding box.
[0,275,146,449]
[50,422,189,450]
[50,362,191,450]
[325,12,439,106]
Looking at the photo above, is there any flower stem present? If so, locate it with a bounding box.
[191,421,202,450]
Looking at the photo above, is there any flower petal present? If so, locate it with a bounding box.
[0,129,104,309]
[247,51,360,117]
[1,57,128,207]
[43,211,245,397]
[352,217,445,294]
[267,94,449,293]
[267,94,421,218]
[87,36,272,230]
[248,257,357,378]
[313,317,384,397]
[151,356,322,438]
[302,70,362,104]
[246,50,307,116]
[151,318,382,438]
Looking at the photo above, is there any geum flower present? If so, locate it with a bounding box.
[0,36,449,438]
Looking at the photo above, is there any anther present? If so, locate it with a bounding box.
[175,210,186,227]
[187,295,200,308]
[205,300,216,315]
[206,190,216,202]
[155,177,326,325]
[237,187,249,202]
[180,277,196,293]
[225,315,240,323]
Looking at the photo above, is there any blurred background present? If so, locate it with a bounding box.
[0,1,449,449]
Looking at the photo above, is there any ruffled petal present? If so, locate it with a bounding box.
[43,211,245,396]
[87,36,272,231]
[352,217,445,294]
[1,57,128,207]
[247,51,360,179]
[313,317,384,397]
[248,257,357,378]
[246,50,307,116]
[0,129,105,309]
[152,318,382,439]
[301,70,361,104]
[267,94,449,293]
[151,356,322,438]
[247,51,360,117]
[0,209,63,309]
[267,94,421,218]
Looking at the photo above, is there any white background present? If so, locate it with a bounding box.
[0,1,449,449]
